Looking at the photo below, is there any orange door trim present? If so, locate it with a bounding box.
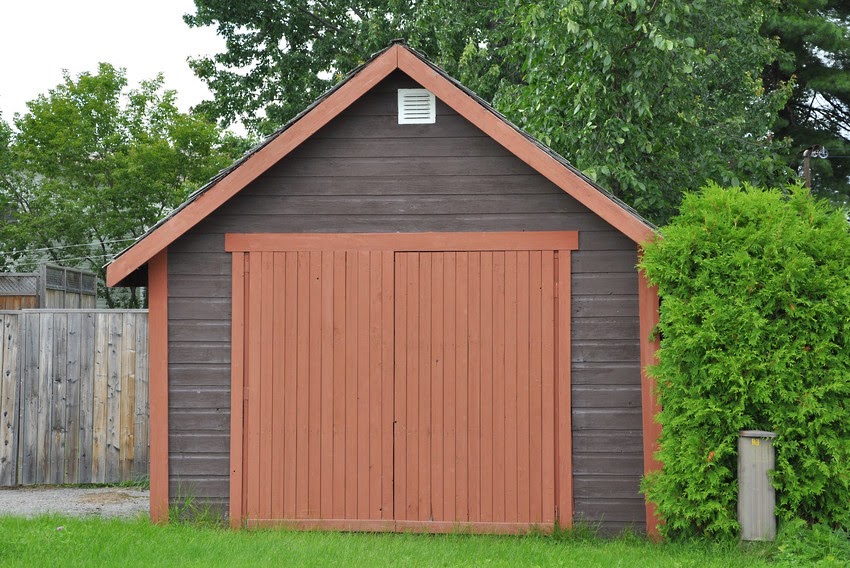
[246,518,553,534]
[225,231,578,253]
[555,250,573,526]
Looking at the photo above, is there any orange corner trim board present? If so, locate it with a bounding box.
[148,249,169,523]
[105,43,653,287]
[638,267,662,537]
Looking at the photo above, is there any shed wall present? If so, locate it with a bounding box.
[166,71,644,531]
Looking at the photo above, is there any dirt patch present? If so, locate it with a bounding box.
[0,486,149,518]
[77,491,135,505]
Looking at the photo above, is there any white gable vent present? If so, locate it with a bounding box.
[398,88,436,124]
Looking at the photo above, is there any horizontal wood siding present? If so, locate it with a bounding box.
[167,71,644,529]
[572,244,644,533]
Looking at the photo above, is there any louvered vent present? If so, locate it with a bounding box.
[398,89,436,124]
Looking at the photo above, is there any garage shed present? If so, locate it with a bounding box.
[106,42,662,536]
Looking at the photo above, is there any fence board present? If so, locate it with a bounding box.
[50,312,67,484]
[64,312,82,483]
[120,314,136,480]
[0,310,149,486]
[58,315,71,481]
[133,314,149,478]
[93,312,109,483]
[78,313,96,482]
[20,313,39,483]
[37,313,53,483]
[0,314,19,484]
[106,314,121,481]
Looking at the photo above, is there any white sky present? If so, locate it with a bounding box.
[0,0,225,123]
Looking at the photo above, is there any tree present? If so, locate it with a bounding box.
[0,64,248,307]
[184,1,501,135]
[185,0,793,223]
[0,116,15,223]
[763,1,850,202]
[494,0,793,222]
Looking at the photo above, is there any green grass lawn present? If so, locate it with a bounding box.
[0,515,790,568]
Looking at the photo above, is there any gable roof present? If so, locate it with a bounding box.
[106,41,656,287]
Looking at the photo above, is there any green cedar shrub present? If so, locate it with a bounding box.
[639,182,850,539]
[774,519,850,565]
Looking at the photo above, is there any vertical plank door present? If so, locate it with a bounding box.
[239,250,394,527]
[394,250,559,531]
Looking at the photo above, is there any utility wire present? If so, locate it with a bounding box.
[36,253,117,264]
[4,252,119,266]
[0,237,137,257]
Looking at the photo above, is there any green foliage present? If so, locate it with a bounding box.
[640,183,850,538]
[764,1,850,203]
[168,481,226,527]
[0,64,248,306]
[0,116,12,186]
[184,0,795,224]
[774,519,850,567]
[184,1,503,135]
[0,118,14,229]
[495,0,793,223]
[117,475,151,491]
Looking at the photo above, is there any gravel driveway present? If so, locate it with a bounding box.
[0,486,149,518]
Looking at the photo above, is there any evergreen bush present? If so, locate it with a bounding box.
[640,183,850,539]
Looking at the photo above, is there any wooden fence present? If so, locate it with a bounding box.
[0,265,98,310]
[0,310,149,486]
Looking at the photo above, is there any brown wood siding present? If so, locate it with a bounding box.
[572,246,643,532]
[167,71,644,529]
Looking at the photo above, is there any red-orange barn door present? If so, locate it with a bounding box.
[235,250,395,528]
[228,233,575,531]
[394,251,563,531]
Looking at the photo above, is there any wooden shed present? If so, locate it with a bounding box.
[106,42,662,536]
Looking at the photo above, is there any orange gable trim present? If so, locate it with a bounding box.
[638,264,663,538]
[106,43,654,287]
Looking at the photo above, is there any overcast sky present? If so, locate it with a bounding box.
[0,0,225,123]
